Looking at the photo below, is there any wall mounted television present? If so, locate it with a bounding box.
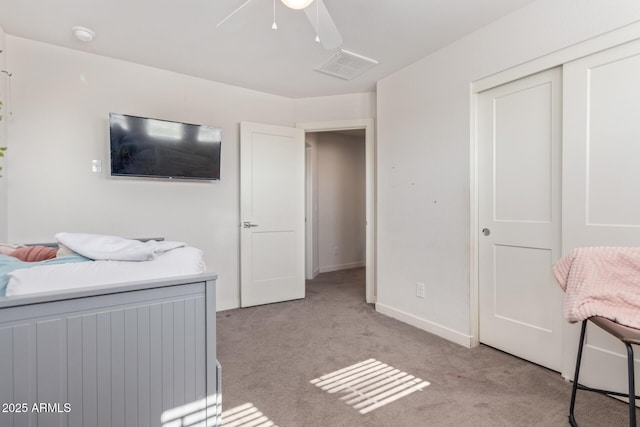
[110,113,221,180]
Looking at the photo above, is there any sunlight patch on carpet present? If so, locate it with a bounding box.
[161,394,221,427]
[310,358,430,414]
[221,403,278,427]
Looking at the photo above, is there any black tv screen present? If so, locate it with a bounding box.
[110,113,221,180]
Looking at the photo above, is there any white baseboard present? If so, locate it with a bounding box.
[319,261,365,273]
[216,301,240,312]
[306,268,320,280]
[375,303,473,348]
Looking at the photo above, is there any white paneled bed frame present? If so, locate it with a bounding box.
[0,272,220,427]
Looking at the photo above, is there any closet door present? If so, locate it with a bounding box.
[563,38,640,392]
[478,68,563,371]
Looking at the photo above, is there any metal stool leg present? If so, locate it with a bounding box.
[569,320,588,426]
[626,343,636,427]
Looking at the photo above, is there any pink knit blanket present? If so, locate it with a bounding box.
[552,247,640,329]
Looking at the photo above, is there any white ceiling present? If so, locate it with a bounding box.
[0,0,537,98]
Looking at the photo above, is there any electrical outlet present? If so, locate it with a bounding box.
[416,282,425,299]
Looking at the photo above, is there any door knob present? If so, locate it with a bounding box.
[243,221,259,228]
[482,228,491,236]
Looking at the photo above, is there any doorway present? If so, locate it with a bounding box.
[305,129,366,281]
[297,119,376,303]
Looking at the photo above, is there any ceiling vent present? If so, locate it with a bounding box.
[314,49,378,80]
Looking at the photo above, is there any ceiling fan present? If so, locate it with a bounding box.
[217,0,343,50]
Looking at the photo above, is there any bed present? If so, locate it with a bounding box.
[0,234,221,427]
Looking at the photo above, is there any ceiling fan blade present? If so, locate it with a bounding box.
[217,0,255,27]
[303,0,343,50]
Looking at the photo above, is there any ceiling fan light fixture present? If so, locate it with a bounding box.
[272,0,278,30]
[281,0,314,10]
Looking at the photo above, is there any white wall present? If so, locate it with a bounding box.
[4,35,375,310]
[0,26,7,242]
[314,132,365,272]
[293,93,376,123]
[376,0,640,344]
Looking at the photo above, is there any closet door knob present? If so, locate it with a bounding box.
[482,228,491,236]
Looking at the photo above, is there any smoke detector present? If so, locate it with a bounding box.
[72,26,95,42]
[314,49,378,80]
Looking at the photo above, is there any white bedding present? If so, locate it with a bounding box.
[5,246,205,297]
[55,232,185,261]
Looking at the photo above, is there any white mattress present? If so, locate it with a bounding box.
[5,247,206,297]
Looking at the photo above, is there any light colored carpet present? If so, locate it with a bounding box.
[217,267,635,426]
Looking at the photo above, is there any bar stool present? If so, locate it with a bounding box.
[569,316,640,426]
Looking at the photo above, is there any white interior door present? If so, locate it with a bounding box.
[563,38,640,393]
[478,68,563,371]
[240,122,305,307]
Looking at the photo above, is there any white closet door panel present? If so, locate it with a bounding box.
[479,67,563,371]
[494,82,553,223]
[563,37,640,393]
[493,245,555,330]
[589,56,640,226]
